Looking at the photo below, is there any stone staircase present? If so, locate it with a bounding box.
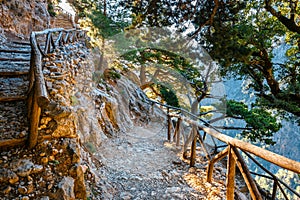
[0,10,75,147]
[0,39,31,146]
[51,12,74,29]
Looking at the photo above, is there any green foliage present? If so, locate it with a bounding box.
[89,9,128,38]
[121,0,300,119]
[158,84,180,107]
[106,69,121,80]
[71,0,129,38]
[48,2,56,17]
[71,0,300,143]
[226,100,281,144]
[121,48,205,98]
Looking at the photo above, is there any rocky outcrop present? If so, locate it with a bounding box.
[0,26,165,199]
[0,0,50,38]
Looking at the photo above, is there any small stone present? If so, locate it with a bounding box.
[165,187,181,193]
[47,183,53,190]
[56,177,75,200]
[21,196,30,200]
[18,186,28,194]
[9,175,19,184]
[48,156,55,161]
[41,157,48,164]
[39,181,47,188]
[52,149,59,156]
[40,196,50,200]
[188,167,196,173]
[80,165,88,174]
[14,159,34,177]
[32,165,43,174]
[0,168,19,184]
[18,131,27,138]
[120,192,133,200]
[40,153,46,157]
[172,193,185,199]
[46,80,53,88]
[3,186,11,194]
[27,184,34,194]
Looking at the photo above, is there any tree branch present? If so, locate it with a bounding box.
[264,0,300,34]
[213,126,252,130]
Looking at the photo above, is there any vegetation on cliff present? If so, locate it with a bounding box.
[67,0,298,145]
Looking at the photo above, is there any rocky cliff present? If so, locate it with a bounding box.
[0,31,166,199]
[0,0,50,38]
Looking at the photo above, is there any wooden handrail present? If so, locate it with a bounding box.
[145,98,300,199]
[27,28,87,148]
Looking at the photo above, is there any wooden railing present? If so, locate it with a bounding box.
[27,28,86,148]
[146,99,300,200]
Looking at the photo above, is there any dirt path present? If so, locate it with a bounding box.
[94,122,227,200]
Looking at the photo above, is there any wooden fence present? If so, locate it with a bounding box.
[147,99,300,200]
[27,28,86,148]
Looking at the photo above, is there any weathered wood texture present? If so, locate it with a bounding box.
[226,146,236,200]
[167,108,171,141]
[168,113,300,174]
[189,125,199,167]
[151,98,300,199]
[232,147,262,200]
[0,138,27,148]
[0,96,26,102]
[0,71,29,76]
[27,28,86,148]
[207,146,229,183]
[173,117,181,146]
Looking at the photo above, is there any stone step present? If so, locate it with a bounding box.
[0,101,28,142]
[0,53,30,60]
[9,40,31,46]
[0,71,29,76]
[0,76,29,97]
[0,61,30,72]
[2,43,31,51]
[0,49,30,54]
[0,57,30,61]
[0,60,30,65]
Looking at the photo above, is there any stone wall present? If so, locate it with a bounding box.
[0,0,50,38]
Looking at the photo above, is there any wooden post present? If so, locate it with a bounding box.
[176,118,181,146]
[28,89,41,148]
[271,180,278,200]
[226,145,236,200]
[167,108,171,141]
[57,31,63,46]
[190,126,197,167]
[197,129,211,160]
[44,33,51,54]
[50,33,55,50]
[232,147,262,200]
[151,103,154,115]
[173,118,181,146]
[207,146,229,182]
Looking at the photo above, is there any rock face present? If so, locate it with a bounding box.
[0,0,50,38]
[56,177,75,200]
[0,29,167,199]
